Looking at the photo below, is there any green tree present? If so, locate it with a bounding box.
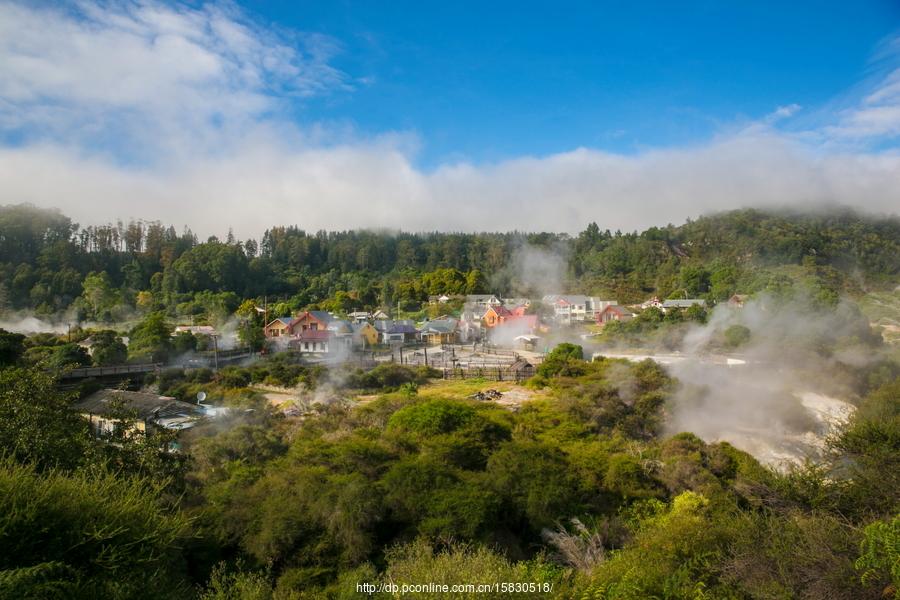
[80,271,119,321]
[129,312,173,363]
[0,329,25,367]
[89,330,128,366]
[48,343,90,370]
[0,367,89,470]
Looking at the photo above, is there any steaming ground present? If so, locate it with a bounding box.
[592,294,882,469]
[666,360,854,467]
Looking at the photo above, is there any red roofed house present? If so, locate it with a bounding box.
[597,304,635,325]
[509,304,529,317]
[482,305,512,328]
[295,329,332,354]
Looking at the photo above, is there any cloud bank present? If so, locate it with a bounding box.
[1,1,899,239]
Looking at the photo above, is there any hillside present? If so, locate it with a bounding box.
[1,204,898,321]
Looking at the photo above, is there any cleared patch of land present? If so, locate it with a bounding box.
[859,290,900,345]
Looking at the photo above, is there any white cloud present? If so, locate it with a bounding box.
[2,128,899,239]
[0,0,348,158]
[0,1,898,240]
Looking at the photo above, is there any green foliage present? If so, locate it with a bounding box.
[349,363,439,390]
[128,312,173,362]
[0,329,25,367]
[856,515,900,599]
[0,368,89,470]
[79,271,120,321]
[536,343,586,380]
[723,324,751,348]
[0,458,190,599]
[47,343,91,369]
[832,379,900,516]
[378,539,560,599]
[89,330,128,366]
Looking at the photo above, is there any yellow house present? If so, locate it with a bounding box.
[72,389,201,438]
[265,317,295,338]
[352,322,379,347]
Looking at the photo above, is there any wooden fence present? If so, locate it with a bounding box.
[441,366,534,383]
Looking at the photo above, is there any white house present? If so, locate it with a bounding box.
[542,295,616,324]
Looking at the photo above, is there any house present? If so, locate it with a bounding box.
[295,329,332,354]
[661,299,706,311]
[503,297,531,309]
[73,389,203,437]
[542,295,616,324]
[505,358,536,380]
[265,317,295,338]
[77,336,98,356]
[326,320,354,349]
[641,296,664,310]
[457,310,483,343]
[597,304,635,325]
[728,294,749,309]
[372,309,391,320]
[465,294,502,311]
[508,304,530,317]
[292,310,333,332]
[352,321,379,348]
[382,320,419,344]
[348,311,372,323]
[501,313,538,331]
[513,334,541,351]
[420,318,459,345]
[482,304,513,328]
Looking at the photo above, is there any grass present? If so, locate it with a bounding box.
[858,290,900,345]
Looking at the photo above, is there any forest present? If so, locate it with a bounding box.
[1,203,899,323]
[0,204,898,598]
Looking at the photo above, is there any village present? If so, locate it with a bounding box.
[63,291,727,442]
[257,292,718,356]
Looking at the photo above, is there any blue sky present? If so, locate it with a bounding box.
[0,1,899,236]
[243,0,900,165]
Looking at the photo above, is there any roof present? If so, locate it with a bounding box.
[556,295,589,306]
[498,314,538,327]
[73,389,198,420]
[662,299,706,308]
[484,305,512,317]
[305,310,334,323]
[466,294,499,302]
[327,320,353,332]
[351,321,375,332]
[267,317,294,327]
[299,329,331,341]
[602,304,632,315]
[421,318,458,334]
[373,319,393,332]
[387,324,418,334]
[506,358,535,372]
[514,334,540,342]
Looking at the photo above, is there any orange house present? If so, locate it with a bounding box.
[482,305,512,328]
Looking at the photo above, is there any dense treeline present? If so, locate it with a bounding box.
[1,204,898,321]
